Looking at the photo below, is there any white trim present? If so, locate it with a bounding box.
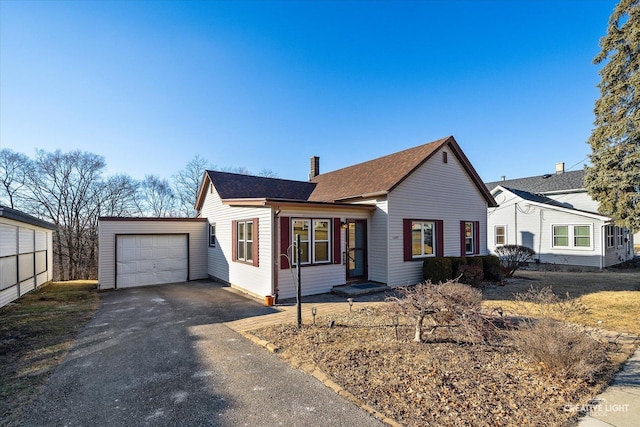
[494,224,507,246]
[551,223,594,251]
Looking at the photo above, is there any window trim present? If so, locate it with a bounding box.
[403,219,443,261]
[551,223,593,250]
[291,217,333,266]
[460,220,480,256]
[494,225,506,246]
[412,221,437,259]
[616,226,624,247]
[606,225,615,249]
[232,218,259,266]
[209,222,216,247]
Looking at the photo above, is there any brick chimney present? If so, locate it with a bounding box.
[555,162,565,174]
[309,156,320,180]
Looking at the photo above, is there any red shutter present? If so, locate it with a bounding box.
[252,218,259,267]
[474,220,480,255]
[436,220,444,256]
[280,217,290,269]
[232,220,237,262]
[403,219,413,261]
[460,221,467,256]
[333,218,341,264]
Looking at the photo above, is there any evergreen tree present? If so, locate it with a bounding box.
[585,0,640,230]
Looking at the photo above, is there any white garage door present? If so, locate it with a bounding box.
[116,235,188,288]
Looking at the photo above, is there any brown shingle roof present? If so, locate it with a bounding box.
[194,136,496,209]
[308,136,496,206]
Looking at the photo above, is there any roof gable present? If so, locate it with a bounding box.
[492,185,608,220]
[308,136,496,206]
[485,170,585,194]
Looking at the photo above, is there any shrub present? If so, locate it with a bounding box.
[449,257,467,279]
[494,244,536,277]
[509,285,606,382]
[386,279,484,343]
[458,257,484,287]
[510,318,608,382]
[422,257,452,283]
[481,255,502,282]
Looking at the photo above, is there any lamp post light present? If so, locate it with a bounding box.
[311,307,317,325]
[347,298,353,313]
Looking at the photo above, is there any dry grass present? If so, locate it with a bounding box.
[0,281,99,424]
[256,269,640,426]
[483,269,640,334]
[255,306,628,427]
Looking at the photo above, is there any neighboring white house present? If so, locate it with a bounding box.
[0,206,56,308]
[485,165,634,269]
[194,136,496,300]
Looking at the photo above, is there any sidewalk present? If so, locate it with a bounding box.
[224,289,640,427]
[577,347,640,427]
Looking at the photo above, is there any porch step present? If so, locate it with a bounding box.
[332,283,390,297]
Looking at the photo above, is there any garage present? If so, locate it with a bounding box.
[98,217,208,290]
[116,235,188,288]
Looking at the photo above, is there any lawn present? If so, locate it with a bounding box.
[255,269,640,426]
[0,281,99,425]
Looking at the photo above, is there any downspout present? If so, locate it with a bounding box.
[538,208,543,263]
[600,224,605,270]
[272,208,281,303]
[514,203,518,246]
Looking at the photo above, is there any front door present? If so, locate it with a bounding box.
[346,219,367,281]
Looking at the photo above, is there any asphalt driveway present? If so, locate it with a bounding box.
[18,281,383,426]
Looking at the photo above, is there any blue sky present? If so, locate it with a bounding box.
[0,0,617,183]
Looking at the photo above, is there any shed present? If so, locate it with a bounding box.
[0,206,56,308]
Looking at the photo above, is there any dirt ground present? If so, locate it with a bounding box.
[255,268,640,427]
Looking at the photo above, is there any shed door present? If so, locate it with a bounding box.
[116,235,188,288]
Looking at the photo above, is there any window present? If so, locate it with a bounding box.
[411,221,435,258]
[236,220,253,262]
[495,225,506,246]
[552,224,592,249]
[464,222,475,254]
[292,218,331,265]
[606,225,615,248]
[209,223,216,247]
[553,225,569,247]
[617,227,624,247]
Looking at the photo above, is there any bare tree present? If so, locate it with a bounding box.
[24,150,105,280]
[140,174,176,217]
[99,174,142,217]
[173,155,211,217]
[0,149,32,209]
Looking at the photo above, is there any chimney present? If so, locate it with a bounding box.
[309,156,320,180]
[555,162,565,174]
[501,176,506,181]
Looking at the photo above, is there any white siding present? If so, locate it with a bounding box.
[387,147,489,286]
[546,191,600,212]
[19,227,34,253]
[198,186,273,298]
[0,216,54,308]
[98,219,208,290]
[0,224,17,256]
[489,188,609,268]
[368,199,388,284]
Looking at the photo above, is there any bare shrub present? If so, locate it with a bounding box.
[510,286,607,381]
[385,280,488,343]
[494,244,536,277]
[510,318,608,381]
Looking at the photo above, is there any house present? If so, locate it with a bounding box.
[192,135,496,300]
[0,206,56,308]
[485,164,634,269]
